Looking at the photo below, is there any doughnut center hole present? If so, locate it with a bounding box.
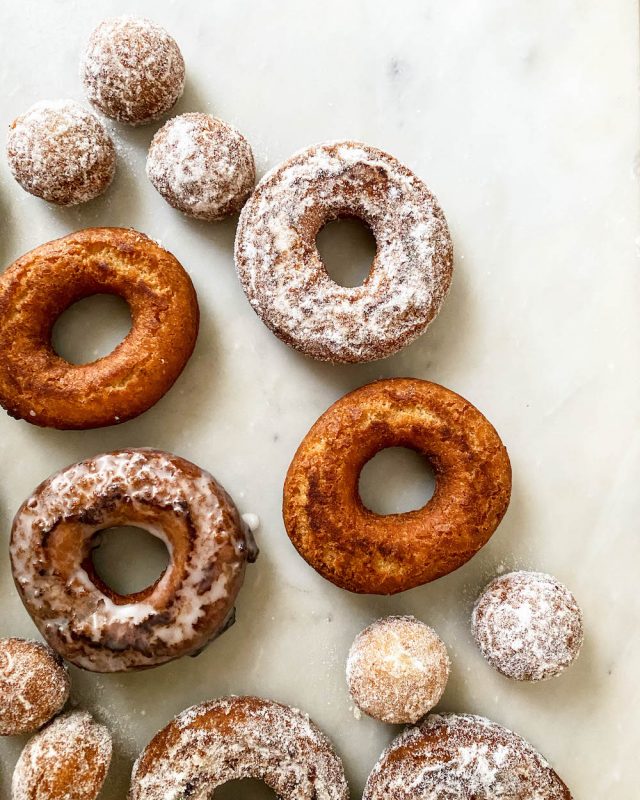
[316,217,376,287]
[359,447,436,515]
[90,526,169,595]
[52,294,132,365]
[214,779,278,800]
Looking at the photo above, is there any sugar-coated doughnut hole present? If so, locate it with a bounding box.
[472,570,584,682]
[81,16,185,125]
[0,638,70,736]
[346,615,450,724]
[147,113,256,221]
[12,711,112,800]
[6,100,115,205]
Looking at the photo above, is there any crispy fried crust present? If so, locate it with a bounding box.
[283,378,512,594]
[0,227,199,429]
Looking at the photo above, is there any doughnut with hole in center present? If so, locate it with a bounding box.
[0,227,198,429]
[129,696,349,800]
[364,713,572,799]
[235,140,453,363]
[10,448,258,672]
[283,378,511,594]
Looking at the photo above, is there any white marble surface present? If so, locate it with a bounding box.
[0,1,638,797]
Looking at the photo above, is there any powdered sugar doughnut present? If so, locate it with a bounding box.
[235,140,453,363]
[7,100,115,205]
[147,113,256,221]
[472,571,584,682]
[0,638,70,736]
[347,616,449,724]
[81,16,185,125]
[364,713,572,799]
[10,448,258,672]
[12,710,112,800]
[129,696,349,799]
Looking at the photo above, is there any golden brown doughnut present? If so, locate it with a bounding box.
[129,696,349,799]
[0,227,198,429]
[10,449,258,672]
[283,378,511,594]
[0,638,70,736]
[12,710,112,800]
[363,713,572,799]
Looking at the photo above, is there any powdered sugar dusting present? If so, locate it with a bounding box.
[130,696,349,800]
[0,638,70,736]
[81,16,185,125]
[364,713,572,799]
[12,710,112,800]
[147,113,256,221]
[346,616,450,724]
[235,140,453,363]
[6,99,115,205]
[10,449,258,671]
[472,571,584,682]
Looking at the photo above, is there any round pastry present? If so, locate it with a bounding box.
[147,113,256,221]
[0,227,198,429]
[129,696,349,799]
[10,448,258,672]
[81,15,185,125]
[346,616,450,724]
[235,140,453,363]
[472,571,584,681]
[12,710,112,800]
[283,378,511,594]
[363,713,572,799]
[0,638,70,736]
[6,100,115,205]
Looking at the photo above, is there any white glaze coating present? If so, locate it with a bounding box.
[129,696,349,800]
[10,449,258,672]
[234,140,453,363]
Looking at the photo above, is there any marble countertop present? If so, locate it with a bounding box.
[0,1,638,797]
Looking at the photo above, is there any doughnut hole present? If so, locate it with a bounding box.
[90,526,170,596]
[316,217,376,287]
[215,779,277,800]
[51,294,132,365]
[347,616,450,724]
[359,447,436,515]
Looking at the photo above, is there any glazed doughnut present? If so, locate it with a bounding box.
[363,713,572,799]
[283,378,511,594]
[0,638,70,735]
[0,227,198,429]
[235,140,453,363]
[12,710,112,800]
[472,571,584,681]
[129,696,349,799]
[10,449,258,672]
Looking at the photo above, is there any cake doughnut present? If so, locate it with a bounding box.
[81,16,185,125]
[129,696,349,799]
[147,113,256,221]
[7,100,115,205]
[0,638,70,736]
[12,710,112,800]
[363,713,572,799]
[10,448,258,672]
[283,378,511,594]
[346,616,450,724]
[0,227,198,429]
[235,140,453,363]
[472,571,584,681]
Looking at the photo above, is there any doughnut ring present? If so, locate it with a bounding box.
[283,378,511,594]
[129,696,349,799]
[235,140,453,363]
[10,449,258,672]
[0,227,199,429]
[363,713,572,798]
